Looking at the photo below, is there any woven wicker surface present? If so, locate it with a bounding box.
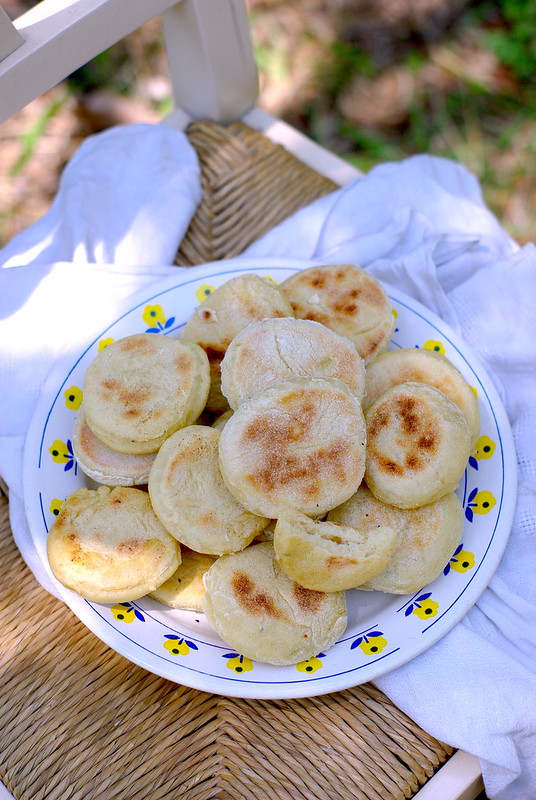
[0,121,454,799]
[175,121,338,266]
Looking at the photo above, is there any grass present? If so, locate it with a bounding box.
[8,91,70,178]
[248,1,536,244]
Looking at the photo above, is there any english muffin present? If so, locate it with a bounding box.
[328,486,464,594]
[220,317,366,409]
[273,508,397,592]
[47,486,181,603]
[365,348,480,446]
[181,274,294,412]
[149,548,216,612]
[148,425,269,555]
[83,333,210,454]
[281,264,395,363]
[218,377,367,518]
[72,406,156,486]
[202,542,347,665]
[365,382,471,508]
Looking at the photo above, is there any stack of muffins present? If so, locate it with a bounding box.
[47,265,478,666]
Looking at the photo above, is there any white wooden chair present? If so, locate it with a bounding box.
[0,0,357,183]
[0,2,484,799]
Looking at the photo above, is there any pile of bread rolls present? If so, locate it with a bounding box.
[47,265,478,666]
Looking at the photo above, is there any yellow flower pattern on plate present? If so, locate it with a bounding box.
[224,653,254,673]
[195,284,215,303]
[143,304,166,327]
[63,385,83,410]
[296,656,324,673]
[164,635,198,656]
[143,303,175,333]
[469,435,496,470]
[450,550,475,573]
[422,339,445,354]
[403,593,439,619]
[465,489,496,521]
[111,603,146,623]
[49,439,76,473]
[412,598,439,619]
[351,631,387,656]
[444,544,476,575]
[49,498,64,517]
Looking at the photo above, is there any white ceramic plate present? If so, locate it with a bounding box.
[23,258,517,699]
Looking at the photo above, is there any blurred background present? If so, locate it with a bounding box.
[1,0,535,249]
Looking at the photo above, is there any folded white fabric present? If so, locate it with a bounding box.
[1,123,535,800]
[245,161,536,800]
[0,122,201,268]
[0,123,199,595]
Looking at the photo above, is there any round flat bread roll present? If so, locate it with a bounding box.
[47,486,181,603]
[365,382,471,508]
[83,334,210,454]
[202,542,347,665]
[148,425,269,555]
[281,264,395,363]
[181,274,294,412]
[220,317,366,410]
[149,548,216,612]
[218,377,367,518]
[365,348,480,446]
[72,406,156,486]
[273,508,397,592]
[328,486,464,594]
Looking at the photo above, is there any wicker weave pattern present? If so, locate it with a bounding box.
[175,121,338,266]
[0,494,452,799]
[0,122,454,798]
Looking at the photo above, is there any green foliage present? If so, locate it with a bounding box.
[326,41,378,94]
[338,121,403,164]
[67,43,132,94]
[254,41,290,83]
[9,92,69,178]
[484,0,536,81]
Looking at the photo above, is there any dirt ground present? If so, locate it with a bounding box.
[1,0,535,249]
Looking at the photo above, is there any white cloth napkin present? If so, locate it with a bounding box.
[1,123,535,800]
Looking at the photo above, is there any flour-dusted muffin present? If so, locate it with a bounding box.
[273,508,397,592]
[281,264,395,363]
[83,333,210,454]
[72,406,156,486]
[365,348,480,446]
[149,548,217,612]
[181,274,294,412]
[364,382,471,509]
[47,486,181,603]
[328,486,464,594]
[148,425,269,555]
[218,377,367,519]
[202,542,347,665]
[220,316,366,409]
